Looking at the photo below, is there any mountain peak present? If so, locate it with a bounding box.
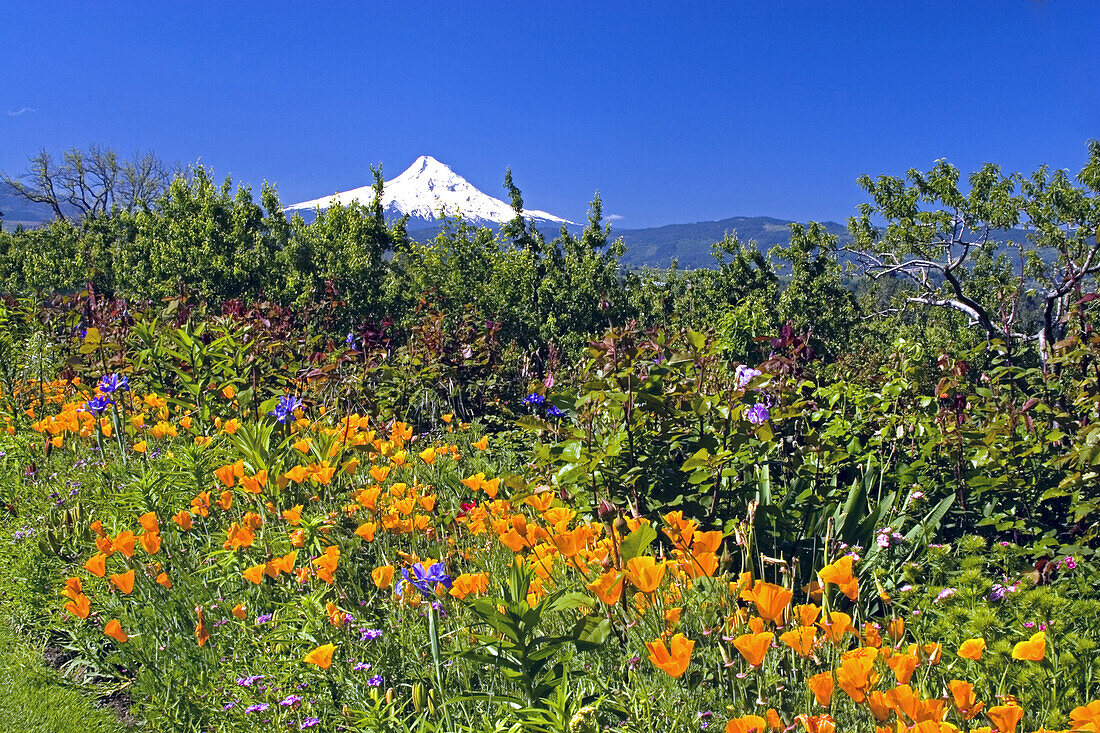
[288,157,570,225]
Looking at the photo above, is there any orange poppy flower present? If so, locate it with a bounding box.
[138,512,159,533]
[232,604,247,620]
[948,680,984,720]
[369,465,391,483]
[625,556,666,594]
[104,619,129,643]
[282,505,303,525]
[818,555,859,600]
[886,651,918,685]
[725,715,767,733]
[733,631,773,667]
[110,569,135,594]
[61,576,83,600]
[84,553,107,578]
[749,581,793,626]
[241,470,267,494]
[887,617,905,642]
[836,648,879,703]
[862,622,882,648]
[779,626,818,656]
[551,526,589,558]
[242,563,266,584]
[156,572,172,588]
[1070,701,1100,732]
[312,546,339,584]
[987,704,1025,733]
[794,714,836,733]
[326,601,346,628]
[808,672,834,707]
[65,593,91,619]
[372,565,395,589]
[449,572,489,599]
[472,435,488,450]
[90,520,106,538]
[190,492,210,517]
[284,465,311,484]
[215,463,236,488]
[957,637,985,660]
[794,603,820,626]
[819,611,853,644]
[587,569,625,605]
[139,531,161,555]
[216,490,233,511]
[113,531,136,558]
[304,643,335,669]
[195,606,209,647]
[173,510,193,530]
[1011,631,1045,662]
[645,633,694,678]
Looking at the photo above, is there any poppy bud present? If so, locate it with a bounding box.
[597,497,616,521]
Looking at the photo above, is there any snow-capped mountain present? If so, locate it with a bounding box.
[286,155,572,226]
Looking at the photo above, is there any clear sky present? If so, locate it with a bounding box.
[2,1,1097,228]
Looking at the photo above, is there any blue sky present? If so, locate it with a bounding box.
[2,1,1097,227]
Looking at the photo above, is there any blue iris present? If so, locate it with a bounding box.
[269,395,302,424]
[395,562,452,599]
[98,374,129,394]
[85,395,114,416]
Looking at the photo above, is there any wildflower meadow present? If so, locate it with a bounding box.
[0,144,1099,733]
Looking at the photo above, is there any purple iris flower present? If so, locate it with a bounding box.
[523,393,545,406]
[98,374,129,394]
[546,404,563,418]
[395,562,452,599]
[269,395,302,424]
[85,395,114,416]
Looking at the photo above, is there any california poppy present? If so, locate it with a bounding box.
[242,563,266,584]
[472,435,488,450]
[65,593,91,619]
[104,619,129,643]
[215,463,236,488]
[113,531,136,558]
[733,631,773,667]
[808,672,834,707]
[724,715,767,733]
[587,569,625,605]
[835,648,879,703]
[645,633,694,678]
[156,572,172,588]
[750,581,793,626]
[84,553,107,578]
[779,626,817,656]
[818,555,859,601]
[304,642,335,669]
[886,651,918,684]
[1011,631,1046,662]
[372,565,395,589]
[139,531,161,555]
[957,637,985,660]
[195,606,209,646]
[138,512,159,533]
[282,505,303,525]
[110,569,135,594]
[987,703,1025,733]
[948,679,984,720]
[173,510,193,530]
[625,556,666,594]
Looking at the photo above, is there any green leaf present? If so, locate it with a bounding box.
[619,524,657,562]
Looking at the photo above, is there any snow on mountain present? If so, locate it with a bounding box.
[286,155,572,225]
